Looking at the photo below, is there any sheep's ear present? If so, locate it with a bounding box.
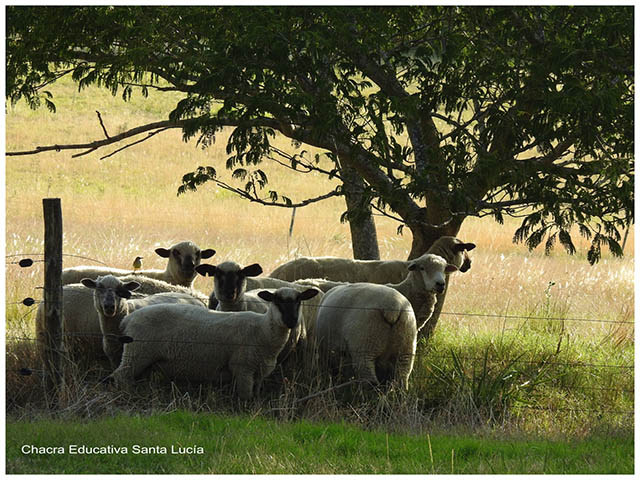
[81,278,97,289]
[299,288,319,301]
[155,247,171,258]
[445,264,458,273]
[242,263,263,277]
[201,249,216,259]
[257,290,274,302]
[407,262,418,271]
[454,242,476,252]
[195,264,217,277]
[117,281,140,299]
[123,281,141,291]
[117,289,133,299]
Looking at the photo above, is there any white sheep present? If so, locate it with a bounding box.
[81,275,207,368]
[111,287,319,399]
[316,284,417,389]
[35,276,207,368]
[269,235,475,284]
[195,261,321,363]
[315,253,457,388]
[61,241,216,287]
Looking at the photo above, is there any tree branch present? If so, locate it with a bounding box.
[95,110,110,139]
[7,119,186,156]
[99,128,171,160]
[213,178,342,208]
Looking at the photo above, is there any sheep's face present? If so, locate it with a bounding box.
[408,254,457,294]
[452,240,475,273]
[156,241,216,283]
[82,275,140,319]
[430,237,476,273]
[197,261,263,304]
[258,287,319,329]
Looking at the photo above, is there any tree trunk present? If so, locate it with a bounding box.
[341,165,380,260]
[409,207,465,342]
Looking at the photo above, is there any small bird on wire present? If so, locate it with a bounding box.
[132,256,143,274]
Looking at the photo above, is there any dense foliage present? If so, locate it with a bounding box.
[7,6,634,262]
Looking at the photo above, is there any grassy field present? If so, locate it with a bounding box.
[5,76,634,473]
[6,410,633,474]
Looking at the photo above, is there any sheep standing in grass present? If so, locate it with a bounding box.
[269,236,475,284]
[315,253,457,388]
[82,275,207,368]
[35,277,208,366]
[112,287,319,400]
[196,261,319,362]
[61,241,216,287]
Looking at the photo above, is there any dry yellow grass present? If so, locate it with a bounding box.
[5,79,634,340]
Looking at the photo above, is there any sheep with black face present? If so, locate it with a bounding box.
[61,241,216,287]
[111,287,319,400]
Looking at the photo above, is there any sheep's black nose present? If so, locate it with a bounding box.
[183,257,195,270]
[435,282,445,293]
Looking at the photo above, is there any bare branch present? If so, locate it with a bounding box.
[95,111,110,139]
[99,128,170,160]
[6,113,290,158]
[7,119,186,157]
[212,178,342,209]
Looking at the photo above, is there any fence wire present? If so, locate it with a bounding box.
[7,333,635,373]
[6,292,635,327]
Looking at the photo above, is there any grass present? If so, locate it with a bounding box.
[5,410,633,474]
[5,75,635,472]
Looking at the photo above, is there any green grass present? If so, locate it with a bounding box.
[5,410,633,474]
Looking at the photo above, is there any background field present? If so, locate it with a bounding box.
[5,78,634,472]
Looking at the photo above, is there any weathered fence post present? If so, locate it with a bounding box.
[42,198,63,405]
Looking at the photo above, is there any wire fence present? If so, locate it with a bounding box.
[5,288,635,326]
[7,252,634,418]
[7,333,635,374]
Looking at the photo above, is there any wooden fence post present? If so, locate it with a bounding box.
[43,198,63,404]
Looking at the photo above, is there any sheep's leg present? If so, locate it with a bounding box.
[233,368,255,400]
[112,347,154,385]
[103,338,122,370]
[350,351,379,386]
[395,352,415,390]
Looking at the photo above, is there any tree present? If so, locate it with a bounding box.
[7,6,634,332]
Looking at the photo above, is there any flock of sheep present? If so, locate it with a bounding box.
[35,237,476,400]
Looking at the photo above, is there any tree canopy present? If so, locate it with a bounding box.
[7,6,634,264]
